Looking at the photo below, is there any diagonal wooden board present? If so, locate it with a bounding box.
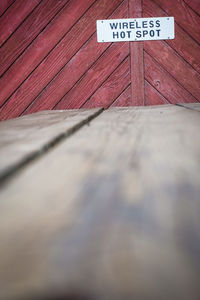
[0,104,200,300]
[0,108,102,179]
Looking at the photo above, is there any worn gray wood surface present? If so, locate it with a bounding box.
[0,109,101,176]
[177,103,200,111]
[0,104,200,300]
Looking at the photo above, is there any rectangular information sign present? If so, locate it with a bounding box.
[97,17,174,42]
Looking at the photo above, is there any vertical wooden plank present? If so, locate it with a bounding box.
[129,0,145,105]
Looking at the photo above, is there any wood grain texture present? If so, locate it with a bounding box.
[183,0,200,15]
[144,41,200,101]
[21,0,126,116]
[0,104,200,300]
[0,0,94,110]
[54,42,129,109]
[154,0,200,44]
[143,0,200,74]
[129,0,145,105]
[0,108,101,178]
[144,52,199,104]
[0,0,69,77]
[82,57,130,108]
[0,0,40,47]
[0,0,15,16]
[110,84,131,107]
[145,80,170,105]
[177,102,200,111]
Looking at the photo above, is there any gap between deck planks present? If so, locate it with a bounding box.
[0,108,103,184]
[0,103,200,300]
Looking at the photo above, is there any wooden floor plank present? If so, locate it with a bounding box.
[144,52,199,104]
[0,0,93,109]
[177,102,200,111]
[144,41,200,101]
[0,0,41,47]
[143,0,200,74]
[54,42,129,109]
[82,56,130,109]
[0,104,200,300]
[154,0,200,44]
[0,108,101,178]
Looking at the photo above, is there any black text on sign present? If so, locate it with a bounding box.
[96,17,174,42]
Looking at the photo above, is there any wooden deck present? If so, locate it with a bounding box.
[0,103,200,300]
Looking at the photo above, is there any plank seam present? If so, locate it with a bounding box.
[20,0,126,115]
[165,42,200,76]
[78,54,130,109]
[0,0,97,110]
[163,39,200,76]
[0,0,16,18]
[175,103,200,112]
[22,43,113,114]
[83,58,131,109]
[0,0,43,49]
[0,0,70,77]
[108,82,131,108]
[143,1,200,74]
[145,78,171,104]
[151,0,200,46]
[0,108,104,187]
[182,0,200,18]
[144,49,200,103]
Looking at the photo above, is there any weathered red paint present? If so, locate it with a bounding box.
[82,57,130,109]
[0,0,40,47]
[0,0,200,121]
[129,0,145,106]
[55,42,129,109]
[0,0,15,16]
[24,0,126,115]
[145,52,199,104]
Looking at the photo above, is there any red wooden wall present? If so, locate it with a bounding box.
[0,0,199,120]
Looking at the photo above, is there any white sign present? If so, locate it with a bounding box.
[97,17,174,42]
